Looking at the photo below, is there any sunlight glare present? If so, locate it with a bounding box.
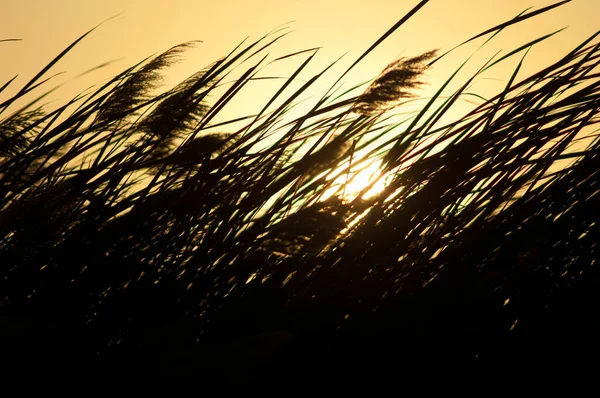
[323,158,388,202]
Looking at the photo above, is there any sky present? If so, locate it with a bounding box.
[1,0,599,126]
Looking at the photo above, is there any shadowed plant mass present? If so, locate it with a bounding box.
[1,0,599,382]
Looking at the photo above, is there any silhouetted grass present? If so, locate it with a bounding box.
[1,0,598,382]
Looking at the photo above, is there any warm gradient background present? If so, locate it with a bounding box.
[2,0,599,125]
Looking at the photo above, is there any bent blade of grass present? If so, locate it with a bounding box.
[0,17,118,116]
[337,0,430,84]
[482,28,567,73]
[0,76,19,97]
[431,0,571,66]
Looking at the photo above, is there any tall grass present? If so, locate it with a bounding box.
[1,0,599,380]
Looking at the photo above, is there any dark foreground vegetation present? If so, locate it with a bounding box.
[1,0,599,383]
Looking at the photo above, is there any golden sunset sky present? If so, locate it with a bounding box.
[1,0,598,126]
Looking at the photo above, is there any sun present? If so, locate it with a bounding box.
[322,158,388,203]
[343,160,387,200]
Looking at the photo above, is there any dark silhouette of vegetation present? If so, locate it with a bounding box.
[1,0,599,383]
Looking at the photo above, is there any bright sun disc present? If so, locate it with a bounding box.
[323,159,387,202]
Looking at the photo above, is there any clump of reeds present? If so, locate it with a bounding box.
[0,0,598,379]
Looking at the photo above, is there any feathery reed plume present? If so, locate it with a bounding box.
[141,69,210,141]
[96,42,196,127]
[137,66,214,166]
[0,108,45,160]
[163,133,234,165]
[353,50,438,116]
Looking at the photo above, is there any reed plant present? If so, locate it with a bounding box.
[1,0,598,381]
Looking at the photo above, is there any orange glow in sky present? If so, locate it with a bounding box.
[1,1,598,198]
[2,1,598,106]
